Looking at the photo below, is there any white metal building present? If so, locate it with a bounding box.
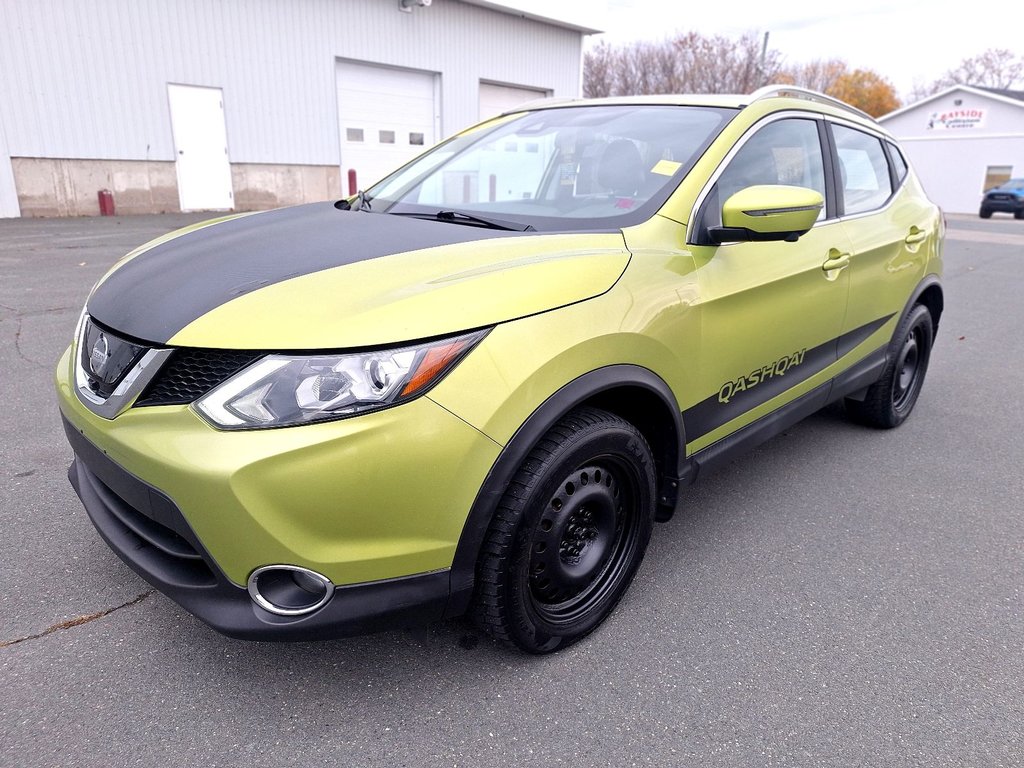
[879,85,1024,214]
[0,0,596,218]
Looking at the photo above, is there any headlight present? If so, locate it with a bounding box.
[193,330,487,429]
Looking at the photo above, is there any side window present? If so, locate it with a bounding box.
[702,118,827,235]
[833,125,892,215]
[887,142,908,182]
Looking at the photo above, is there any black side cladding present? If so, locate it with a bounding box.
[681,315,894,441]
[87,203,525,344]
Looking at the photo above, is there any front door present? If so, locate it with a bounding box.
[685,116,852,451]
[167,84,234,212]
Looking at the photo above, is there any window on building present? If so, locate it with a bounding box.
[379,130,396,144]
[346,128,364,142]
[983,165,1013,192]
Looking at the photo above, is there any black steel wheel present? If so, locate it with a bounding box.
[471,407,656,653]
[846,303,934,429]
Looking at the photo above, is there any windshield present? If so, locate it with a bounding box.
[367,105,737,231]
[998,179,1024,190]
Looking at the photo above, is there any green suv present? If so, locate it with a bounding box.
[56,86,943,653]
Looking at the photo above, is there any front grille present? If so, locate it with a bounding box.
[135,349,263,406]
[80,318,147,398]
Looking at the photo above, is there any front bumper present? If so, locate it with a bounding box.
[56,344,503,638]
[66,422,449,639]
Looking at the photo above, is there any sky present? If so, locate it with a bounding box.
[499,0,1018,97]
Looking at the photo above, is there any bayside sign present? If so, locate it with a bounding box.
[927,107,985,130]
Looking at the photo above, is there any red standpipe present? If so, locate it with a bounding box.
[347,169,357,196]
[97,189,115,216]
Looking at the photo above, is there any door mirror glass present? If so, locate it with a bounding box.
[710,185,824,244]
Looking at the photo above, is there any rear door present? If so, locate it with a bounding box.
[831,123,937,363]
[685,115,853,450]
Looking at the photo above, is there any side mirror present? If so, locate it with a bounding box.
[709,185,824,244]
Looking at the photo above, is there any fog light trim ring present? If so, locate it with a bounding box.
[247,564,335,617]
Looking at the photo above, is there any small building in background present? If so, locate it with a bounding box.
[0,0,596,218]
[879,85,1024,215]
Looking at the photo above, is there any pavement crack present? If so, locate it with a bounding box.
[0,590,153,648]
[0,302,78,319]
[12,315,48,370]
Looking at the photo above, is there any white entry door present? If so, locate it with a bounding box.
[336,61,439,191]
[167,84,234,211]
[479,82,548,121]
[0,120,19,218]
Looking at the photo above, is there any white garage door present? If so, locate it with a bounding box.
[479,82,549,121]
[336,61,439,192]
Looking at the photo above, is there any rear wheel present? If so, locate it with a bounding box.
[1015,208,1024,220]
[471,407,656,653]
[846,304,934,429]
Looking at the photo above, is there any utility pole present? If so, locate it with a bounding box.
[759,31,770,86]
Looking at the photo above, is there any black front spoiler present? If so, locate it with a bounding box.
[63,416,449,641]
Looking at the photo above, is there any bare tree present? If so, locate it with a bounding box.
[935,48,1024,90]
[583,42,615,98]
[784,59,848,93]
[583,30,785,97]
[907,47,1024,100]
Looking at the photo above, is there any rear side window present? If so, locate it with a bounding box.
[887,142,908,181]
[833,125,892,215]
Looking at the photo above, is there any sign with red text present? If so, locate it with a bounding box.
[927,107,985,130]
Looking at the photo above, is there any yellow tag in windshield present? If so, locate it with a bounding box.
[651,160,682,176]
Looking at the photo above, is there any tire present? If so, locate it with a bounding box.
[979,207,993,219]
[1015,209,1024,220]
[471,407,656,654]
[846,303,934,429]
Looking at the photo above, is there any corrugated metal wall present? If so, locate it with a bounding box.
[0,0,583,165]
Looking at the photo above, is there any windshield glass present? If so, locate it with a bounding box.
[367,105,737,231]
[999,179,1024,190]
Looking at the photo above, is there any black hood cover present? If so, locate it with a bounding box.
[87,203,522,344]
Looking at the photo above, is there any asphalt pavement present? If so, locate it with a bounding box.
[1,212,1021,767]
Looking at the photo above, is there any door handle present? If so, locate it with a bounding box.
[905,228,929,244]
[822,251,851,272]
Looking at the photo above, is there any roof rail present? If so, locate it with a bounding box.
[746,84,874,121]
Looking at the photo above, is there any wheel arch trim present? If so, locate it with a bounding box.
[444,364,685,618]
[908,274,943,334]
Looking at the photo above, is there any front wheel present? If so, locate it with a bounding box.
[846,304,934,429]
[471,407,656,653]
[980,207,993,219]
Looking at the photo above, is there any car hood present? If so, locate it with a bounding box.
[87,203,631,349]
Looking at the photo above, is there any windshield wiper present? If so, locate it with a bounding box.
[389,209,534,232]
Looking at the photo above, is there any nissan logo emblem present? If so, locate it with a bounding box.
[89,333,110,376]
